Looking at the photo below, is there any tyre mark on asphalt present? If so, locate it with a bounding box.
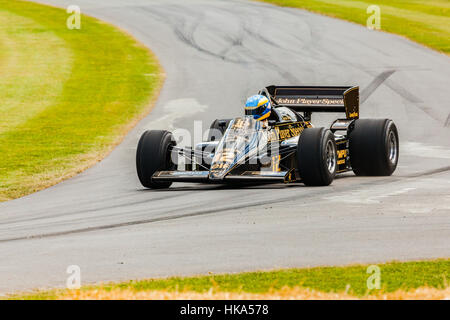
[169,6,247,64]
[402,165,450,178]
[1,166,449,244]
[0,191,194,226]
[145,3,300,81]
[360,70,396,104]
[308,33,447,125]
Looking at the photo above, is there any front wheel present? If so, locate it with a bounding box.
[349,119,399,176]
[136,130,175,189]
[297,128,337,186]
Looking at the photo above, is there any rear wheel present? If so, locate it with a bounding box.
[349,119,399,176]
[208,119,232,141]
[136,130,175,189]
[297,128,337,186]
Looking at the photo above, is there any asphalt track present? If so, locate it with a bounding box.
[0,0,449,293]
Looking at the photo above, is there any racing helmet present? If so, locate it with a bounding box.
[244,95,271,121]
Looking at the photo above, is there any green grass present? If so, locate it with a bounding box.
[0,0,163,201]
[258,0,450,54]
[14,259,449,299]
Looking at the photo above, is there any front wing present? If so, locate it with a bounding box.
[152,170,294,184]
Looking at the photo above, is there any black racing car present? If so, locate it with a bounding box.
[136,85,399,188]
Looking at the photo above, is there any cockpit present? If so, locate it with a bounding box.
[268,106,304,123]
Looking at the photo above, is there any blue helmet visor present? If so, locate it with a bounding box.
[245,104,267,117]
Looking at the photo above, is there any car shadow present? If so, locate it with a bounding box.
[137,171,355,192]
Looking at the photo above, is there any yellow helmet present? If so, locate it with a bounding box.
[244,95,271,121]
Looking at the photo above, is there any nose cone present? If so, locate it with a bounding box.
[209,117,264,180]
[209,149,236,180]
[209,170,227,180]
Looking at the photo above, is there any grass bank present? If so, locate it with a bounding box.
[13,259,449,300]
[0,0,164,201]
[258,0,450,55]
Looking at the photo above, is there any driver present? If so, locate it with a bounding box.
[244,95,272,121]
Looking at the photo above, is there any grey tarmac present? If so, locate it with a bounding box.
[0,0,449,293]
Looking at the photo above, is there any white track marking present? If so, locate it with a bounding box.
[325,187,417,204]
[141,98,208,132]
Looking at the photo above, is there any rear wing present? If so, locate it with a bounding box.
[261,85,359,120]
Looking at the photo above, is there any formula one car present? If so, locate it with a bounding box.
[136,85,399,188]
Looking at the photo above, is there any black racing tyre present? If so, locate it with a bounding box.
[136,130,175,189]
[349,119,399,176]
[207,119,232,141]
[297,128,337,186]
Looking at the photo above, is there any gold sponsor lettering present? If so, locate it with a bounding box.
[274,123,306,141]
[211,162,229,170]
[289,126,304,137]
[272,155,281,172]
[232,118,244,129]
[269,122,307,141]
[337,150,347,159]
[276,97,344,106]
[278,129,291,140]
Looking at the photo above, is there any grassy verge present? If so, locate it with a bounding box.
[0,0,164,201]
[257,0,450,55]
[13,259,449,300]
